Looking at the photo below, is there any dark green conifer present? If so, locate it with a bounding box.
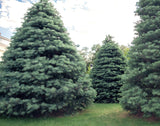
[90,35,126,103]
[0,0,96,117]
[120,0,160,118]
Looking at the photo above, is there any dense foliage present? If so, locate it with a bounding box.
[90,35,126,103]
[0,0,96,117]
[120,0,160,118]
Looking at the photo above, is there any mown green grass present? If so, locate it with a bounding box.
[0,104,160,126]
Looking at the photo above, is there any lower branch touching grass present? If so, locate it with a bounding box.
[0,104,159,126]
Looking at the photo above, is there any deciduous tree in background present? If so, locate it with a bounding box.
[90,35,126,103]
[0,0,96,117]
[119,45,130,61]
[79,44,101,74]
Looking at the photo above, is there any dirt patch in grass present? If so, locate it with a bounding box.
[145,116,160,122]
[118,111,129,118]
[119,111,160,123]
[131,114,160,123]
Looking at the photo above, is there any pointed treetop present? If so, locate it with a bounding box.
[40,0,49,3]
[102,35,114,45]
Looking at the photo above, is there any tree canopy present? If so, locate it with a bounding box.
[120,0,160,118]
[90,35,126,103]
[0,0,96,117]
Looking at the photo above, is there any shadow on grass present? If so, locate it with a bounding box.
[0,104,160,126]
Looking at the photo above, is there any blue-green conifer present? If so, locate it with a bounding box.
[120,0,160,118]
[0,0,96,117]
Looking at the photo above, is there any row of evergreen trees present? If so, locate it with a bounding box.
[92,0,160,118]
[0,0,159,118]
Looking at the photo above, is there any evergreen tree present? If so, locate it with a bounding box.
[120,0,160,118]
[0,0,96,117]
[90,35,126,103]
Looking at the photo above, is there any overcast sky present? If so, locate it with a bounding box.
[0,0,139,48]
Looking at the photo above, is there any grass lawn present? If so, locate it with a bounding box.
[0,104,160,126]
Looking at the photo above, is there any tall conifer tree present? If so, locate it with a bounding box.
[0,0,96,117]
[90,35,126,103]
[120,0,160,117]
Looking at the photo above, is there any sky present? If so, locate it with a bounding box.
[0,0,139,48]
